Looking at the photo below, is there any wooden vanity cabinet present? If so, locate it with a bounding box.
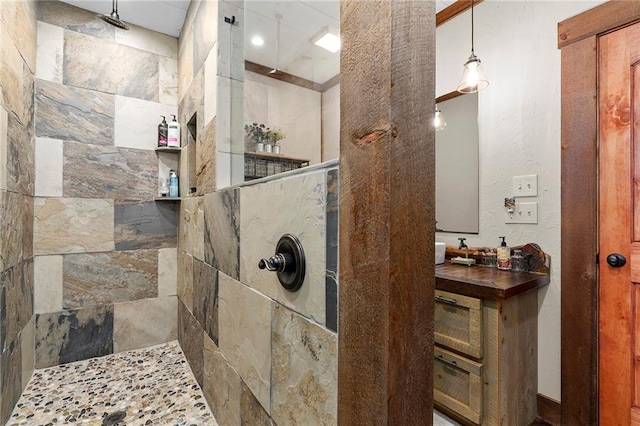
[434,264,549,426]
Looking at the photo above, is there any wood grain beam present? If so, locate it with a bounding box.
[338,0,435,423]
[560,35,598,426]
[557,1,640,49]
[436,0,485,28]
[244,60,323,91]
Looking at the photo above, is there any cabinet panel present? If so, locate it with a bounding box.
[435,289,482,358]
[434,345,483,425]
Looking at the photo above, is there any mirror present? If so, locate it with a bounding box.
[242,1,341,181]
[435,92,479,234]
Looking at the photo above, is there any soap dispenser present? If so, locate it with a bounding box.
[158,116,168,147]
[167,115,180,147]
[497,236,511,270]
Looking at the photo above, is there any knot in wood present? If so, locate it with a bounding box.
[353,127,392,147]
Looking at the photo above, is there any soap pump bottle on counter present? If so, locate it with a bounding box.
[169,170,179,198]
[497,236,511,270]
[168,115,180,147]
[158,116,168,147]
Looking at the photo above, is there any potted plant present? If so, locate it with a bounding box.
[270,128,286,154]
[263,129,273,153]
[244,123,268,152]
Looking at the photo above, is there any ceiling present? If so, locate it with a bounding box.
[61,0,455,85]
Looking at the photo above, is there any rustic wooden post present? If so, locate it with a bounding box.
[338,1,435,424]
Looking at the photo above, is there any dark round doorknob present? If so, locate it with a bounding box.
[606,253,626,267]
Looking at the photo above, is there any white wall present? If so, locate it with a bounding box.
[322,83,340,161]
[244,70,322,165]
[435,0,604,400]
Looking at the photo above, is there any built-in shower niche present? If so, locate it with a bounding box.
[186,113,197,195]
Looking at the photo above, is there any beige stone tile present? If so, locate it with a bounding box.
[1,0,36,74]
[114,96,177,150]
[240,171,327,324]
[34,197,114,255]
[0,26,25,122]
[178,27,193,103]
[196,117,216,195]
[271,304,337,425]
[159,56,178,106]
[218,272,271,414]
[192,0,218,75]
[36,21,63,83]
[34,255,63,314]
[21,316,34,389]
[35,137,63,197]
[63,30,159,102]
[203,42,217,127]
[0,105,7,190]
[179,196,205,261]
[113,296,178,353]
[63,250,158,309]
[0,192,33,272]
[203,332,241,426]
[63,142,157,200]
[158,248,178,297]
[178,252,194,313]
[36,1,115,41]
[115,23,178,59]
[5,105,34,196]
[35,79,114,146]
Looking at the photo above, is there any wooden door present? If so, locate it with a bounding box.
[599,21,640,425]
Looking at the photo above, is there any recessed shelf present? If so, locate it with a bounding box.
[155,146,182,153]
[154,197,181,202]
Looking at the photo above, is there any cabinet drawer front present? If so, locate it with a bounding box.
[434,346,483,425]
[434,289,482,358]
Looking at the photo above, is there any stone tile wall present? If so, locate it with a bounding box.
[32,1,179,370]
[0,0,37,423]
[178,166,339,424]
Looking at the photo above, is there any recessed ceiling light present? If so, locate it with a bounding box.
[251,35,264,46]
[310,27,341,53]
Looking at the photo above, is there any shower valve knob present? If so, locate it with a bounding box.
[258,253,291,272]
[258,234,306,292]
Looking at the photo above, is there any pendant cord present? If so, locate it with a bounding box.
[471,0,475,55]
[113,0,117,13]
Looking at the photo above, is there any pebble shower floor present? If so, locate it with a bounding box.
[7,341,217,425]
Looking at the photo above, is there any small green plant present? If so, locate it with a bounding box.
[266,128,286,146]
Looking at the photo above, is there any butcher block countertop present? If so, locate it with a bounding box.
[435,262,550,300]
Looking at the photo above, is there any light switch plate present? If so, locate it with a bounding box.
[505,202,538,224]
[512,174,538,197]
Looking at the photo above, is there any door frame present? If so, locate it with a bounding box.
[559,3,640,425]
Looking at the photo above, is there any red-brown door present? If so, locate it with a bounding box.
[599,21,640,425]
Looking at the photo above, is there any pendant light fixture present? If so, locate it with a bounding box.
[269,13,283,74]
[98,0,129,30]
[434,104,446,131]
[457,0,488,93]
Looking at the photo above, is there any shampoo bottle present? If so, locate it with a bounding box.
[168,114,180,147]
[169,170,179,198]
[497,236,511,270]
[158,116,168,146]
